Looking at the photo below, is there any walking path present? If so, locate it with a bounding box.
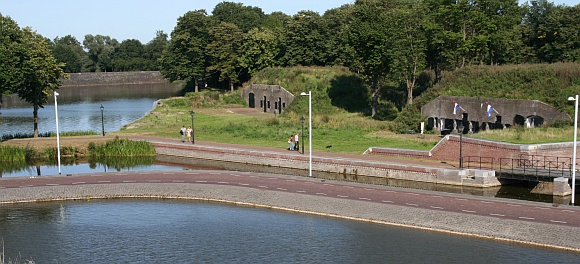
[1,136,579,252]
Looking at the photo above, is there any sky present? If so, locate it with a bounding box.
[1,0,579,44]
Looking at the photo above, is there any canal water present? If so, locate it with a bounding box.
[1,200,579,263]
[1,83,578,262]
[0,83,181,135]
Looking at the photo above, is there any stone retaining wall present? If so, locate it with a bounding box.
[153,143,501,188]
[62,71,168,86]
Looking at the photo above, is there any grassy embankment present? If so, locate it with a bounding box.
[116,66,440,154]
[116,64,579,153]
[419,62,580,144]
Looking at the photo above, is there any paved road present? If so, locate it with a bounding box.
[1,170,578,228]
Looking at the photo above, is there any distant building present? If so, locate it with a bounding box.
[241,84,295,115]
[421,96,571,134]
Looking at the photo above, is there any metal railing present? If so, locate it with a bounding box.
[498,155,572,179]
[463,156,494,170]
[461,154,574,180]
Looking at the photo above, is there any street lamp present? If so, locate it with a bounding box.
[54,91,61,175]
[300,116,305,155]
[568,95,578,205]
[457,121,464,169]
[100,104,105,136]
[190,111,195,144]
[300,91,312,177]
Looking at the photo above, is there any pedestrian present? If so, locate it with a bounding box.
[294,133,299,151]
[186,126,193,142]
[180,125,186,142]
[288,135,294,151]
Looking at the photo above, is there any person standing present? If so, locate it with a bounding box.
[180,125,186,143]
[288,135,294,151]
[186,126,193,142]
[294,133,299,151]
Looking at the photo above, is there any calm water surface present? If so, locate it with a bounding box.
[0,83,180,135]
[1,200,579,264]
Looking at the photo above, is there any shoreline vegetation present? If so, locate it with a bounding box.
[0,136,155,172]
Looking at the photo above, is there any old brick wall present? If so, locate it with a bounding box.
[368,135,578,169]
[61,71,168,86]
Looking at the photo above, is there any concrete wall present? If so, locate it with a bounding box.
[241,84,294,114]
[153,142,500,188]
[421,96,571,133]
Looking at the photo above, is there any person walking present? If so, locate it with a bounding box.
[294,133,299,151]
[186,126,193,142]
[180,125,186,143]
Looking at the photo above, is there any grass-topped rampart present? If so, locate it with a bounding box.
[116,64,578,152]
[418,62,580,116]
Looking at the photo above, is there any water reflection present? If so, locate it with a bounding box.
[0,83,181,136]
[1,200,579,263]
[0,156,185,177]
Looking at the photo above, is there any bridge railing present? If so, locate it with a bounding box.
[498,155,572,179]
[462,154,573,179]
[463,156,494,170]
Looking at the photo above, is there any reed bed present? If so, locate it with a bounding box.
[87,137,156,157]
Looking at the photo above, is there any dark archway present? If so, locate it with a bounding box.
[249,93,255,108]
[527,115,545,128]
[263,96,267,113]
[514,115,525,127]
[278,98,282,114]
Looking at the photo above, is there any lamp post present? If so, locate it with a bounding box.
[300,91,312,177]
[568,95,578,205]
[190,111,195,144]
[54,91,61,175]
[300,116,305,155]
[100,104,105,136]
[458,121,464,169]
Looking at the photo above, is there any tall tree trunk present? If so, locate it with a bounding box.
[406,62,418,105]
[370,76,381,119]
[230,80,234,93]
[33,104,39,138]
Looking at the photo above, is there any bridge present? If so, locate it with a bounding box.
[463,154,577,182]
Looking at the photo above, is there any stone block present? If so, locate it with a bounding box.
[553,177,572,196]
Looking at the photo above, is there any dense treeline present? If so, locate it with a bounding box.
[2,0,579,133]
[53,0,580,118]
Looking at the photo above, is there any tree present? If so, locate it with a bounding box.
[386,3,427,105]
[212,2,266,32]
[0,13,25,107]
[159,10,214,91]
[238,28,280,76]
[83,34,119,72]
[52,35,86,73]
[525,3,580,62]
[15,28,67,137]
[348,0,399,119]
[206,22,243,92]
[113,39,148,71]
[279,11,324,66]
[144,30,169,71]
[318,5,356,67]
